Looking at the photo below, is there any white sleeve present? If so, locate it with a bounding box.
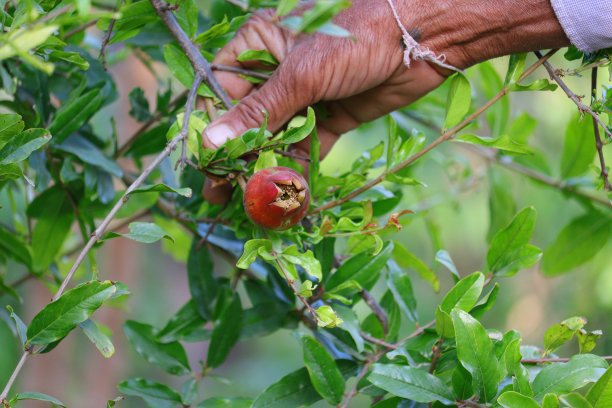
[550,0,612,52]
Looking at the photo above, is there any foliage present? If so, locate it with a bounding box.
[0,0,611,407]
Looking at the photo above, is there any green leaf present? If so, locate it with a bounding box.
[27,281,117,346]
[560,393,594,408]
[196,397,252,407]
[302,335,345,405]
[434,249,460,281]
[55,135,123,177]
[237,49,279,66]
[11,392,66,407]
[326,242,393,291]
[451,309,502,403]
[0,128,51,165]
[118,378,183,408]
[48,89,104,143]
[207,294,242,368]
[281,246,322,281]
[130,184,192,197]
[6,305,27,346]
[577,329,602,354]
[532,354,608,399]
[254,150,278,172]
[436,270,485,338]
[544,316,586,355]
[487,207,541,276]
[187,240,216,320]
[497,391,540,408]
[368,364,454,404]
[0,25,58,60]
[444,73,471,129]
[0,225,32,268]
[280,107,316,144]
[79,319,115,358]
[157,300,206,343]
[0,163,23,181]
[333,305,364,352]
[542,212,611,276]
[586,364,612,407]
[560,114,596,179]
[108,1,157,43]
[0,113,25,148]
[386,260,418,321]
[123,320,190,375]
[487,169,517,242]
[314,305,343,328]
[237,239,273,269]
[543,394,560,408]
[163,44,213,98]
[455,133,531,154]
[393,241,439,292]
[106,222,173,244]
[277,0,299,16]
[509,79,558,92]
[252,364,355,408]
[30,186,74,271]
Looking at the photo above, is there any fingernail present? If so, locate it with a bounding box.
[205,124,234,148]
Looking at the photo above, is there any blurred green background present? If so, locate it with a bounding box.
[1,49,610,407]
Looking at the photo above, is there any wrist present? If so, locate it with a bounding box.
[404,0,570,69]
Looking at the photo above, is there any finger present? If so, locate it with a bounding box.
[202,175,233,206]
[203,60,313,149]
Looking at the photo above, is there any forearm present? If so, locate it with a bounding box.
[401,0,571,68]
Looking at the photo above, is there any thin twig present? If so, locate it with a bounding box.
[99,17,117,70]
[64,19,98,39]
[273,257,318,320]
[0,76,204,401]
[590,67,611,191]
[339,354,379,408]
[211,63,272,80]
[312,49,558,214]
[359,332,397,350]
[150,0,233,109]
[360,289,388,334]
[534,51,612,142]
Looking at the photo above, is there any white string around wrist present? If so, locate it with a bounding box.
[385,0,463,73]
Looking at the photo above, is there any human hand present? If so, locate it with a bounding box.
[202,0,569,202]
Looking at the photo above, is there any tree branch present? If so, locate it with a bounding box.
[312,50,558,214]
[150,0,233,109]
[590,67,611,191]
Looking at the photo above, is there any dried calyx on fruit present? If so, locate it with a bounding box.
[243,166,310,230]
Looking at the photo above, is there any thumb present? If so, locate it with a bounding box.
[203,68,311,149]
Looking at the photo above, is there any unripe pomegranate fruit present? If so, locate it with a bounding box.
[243,167,310,230]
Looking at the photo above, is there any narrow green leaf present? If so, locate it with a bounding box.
[302,336,345,405]
[0,225,32,268]
[27,281,117,346]
[280,107,316,144]
[130,184,192,197]
[586,364,612,407]
[118,378,183,408]
[434,249,460,281]
[237,49,278,66]
[11,392,65,407]
[560,393,594,408]
[497,391,539,408]
[326,242,393,291]
[0,25,58,60]
[560,114,596,179]
[543,393,560,408]
[237,239,273,269]
[48,89,104,143]
[196,397,252,407]
[6,305,27,346]
[187,240,216,320]
[487,207,540,276]
[444,73,471,129]
[106,222,173,244]
[451,309,502,403]
[393,241,439,292]
[455,133,531,154]
[123,320,190,375]
[532,354,608,399]
[157,300,206,343]
[0,113,25,148]
[368,364,454,404]
[207,295,242,368]
[79,319,115,358]
[0,128,51,164]
[386,260,418,321]
[544,317,586,355]
[55,135,123,177]
[542,212,611,276]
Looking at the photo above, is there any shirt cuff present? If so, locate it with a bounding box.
[550,0,612,52]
